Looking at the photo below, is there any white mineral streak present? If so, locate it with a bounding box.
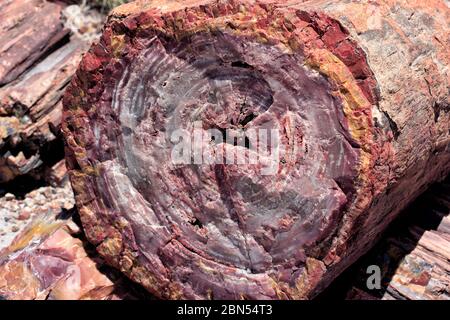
[89,28,357,283]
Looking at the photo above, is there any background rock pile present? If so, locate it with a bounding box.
[0,181,74,249]
[0,0,104,250]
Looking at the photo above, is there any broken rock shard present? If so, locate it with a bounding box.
[0,211,114,300]
[62,0,450,299]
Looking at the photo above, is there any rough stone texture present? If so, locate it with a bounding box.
[0,206,154,300]
[341,177,450,300]
[63,0,450,299]
[0,41,86,183]
[369,230,450,300]
[0,0,99,184]
[0,0,69,86]
[0,180,75,249]
[0,209,114,300]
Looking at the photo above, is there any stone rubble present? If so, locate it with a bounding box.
[0,181,74,250]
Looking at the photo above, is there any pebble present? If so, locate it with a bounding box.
[18,210,31,221]
[4,193,15,201]
[0,181,75,249]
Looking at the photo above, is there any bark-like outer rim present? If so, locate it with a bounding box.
[62,1,393,299]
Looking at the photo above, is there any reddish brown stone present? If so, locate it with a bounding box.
[62,0,449,299]
[0,0,69,85]
[17,210,31,221]
[0,1,90,184]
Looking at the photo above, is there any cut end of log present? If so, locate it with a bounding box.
[62,1,402,299]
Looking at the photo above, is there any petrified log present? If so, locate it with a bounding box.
[0,0,69,86]
[0,0,90,184]
[62,0,450,299]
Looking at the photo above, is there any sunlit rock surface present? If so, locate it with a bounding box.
[62,0,450,299]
